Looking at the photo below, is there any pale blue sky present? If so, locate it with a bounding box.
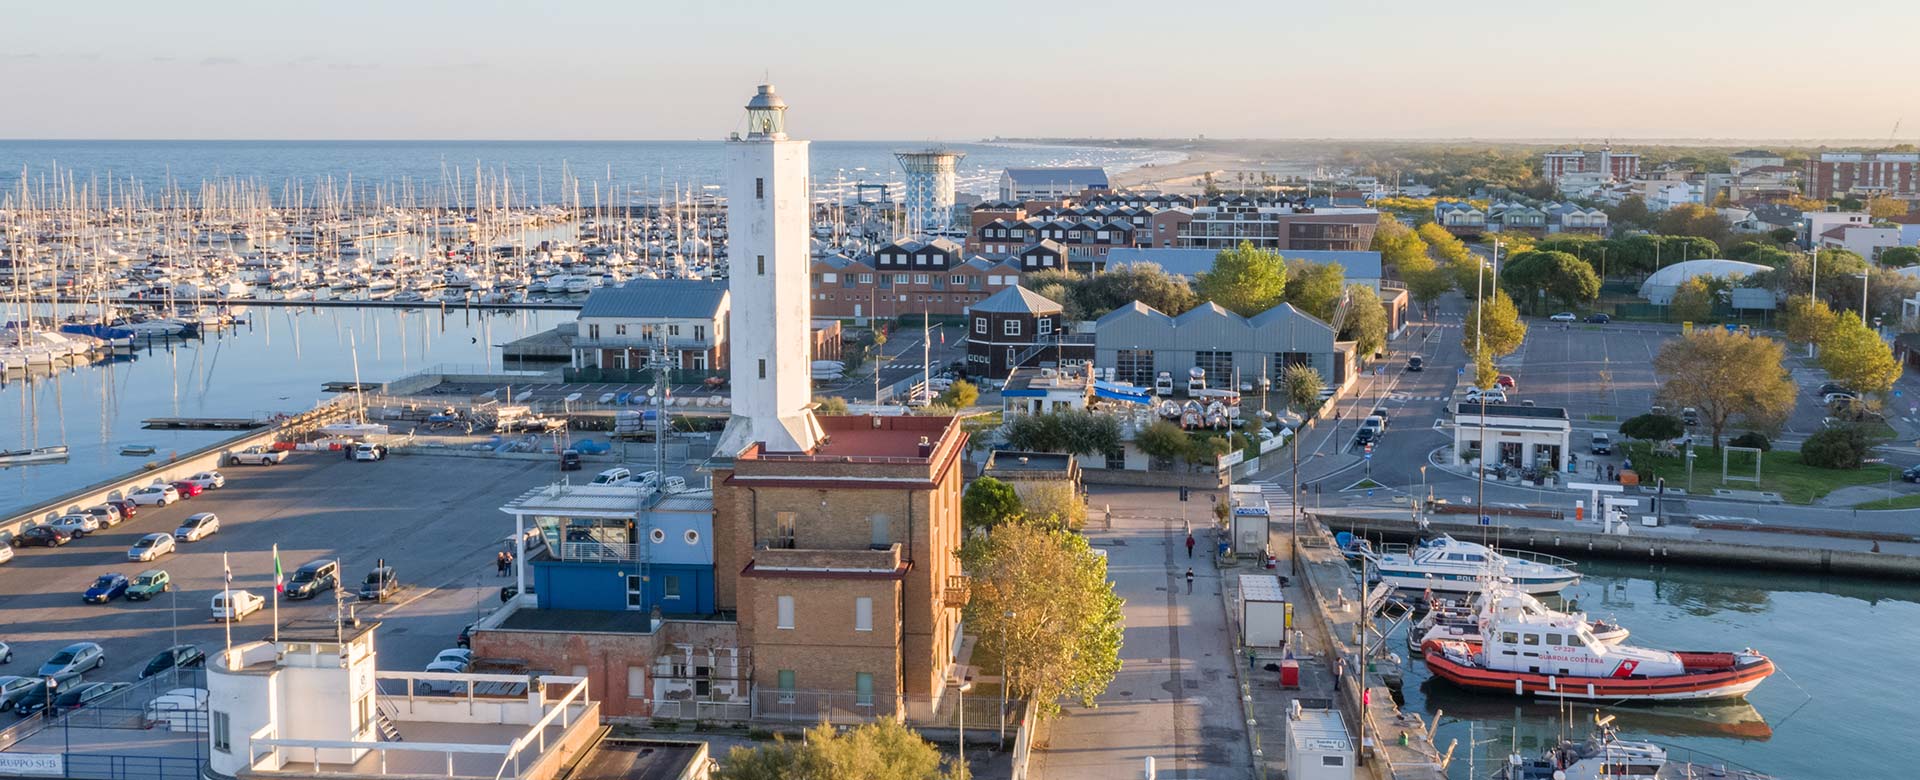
[4,0,1915,141]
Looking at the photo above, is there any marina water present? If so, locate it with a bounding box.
[1401,559,1920,778]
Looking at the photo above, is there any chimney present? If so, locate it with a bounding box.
[917,436,932,458]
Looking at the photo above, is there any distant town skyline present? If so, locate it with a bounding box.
[5,0,1916,142]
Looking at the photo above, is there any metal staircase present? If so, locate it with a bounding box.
[375,701,403,742]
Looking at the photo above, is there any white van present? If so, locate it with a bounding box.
[143,688,209,732]
[590,467,632,486]
[211,590,265,622]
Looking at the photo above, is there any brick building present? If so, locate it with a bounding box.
[809,250,1022,319]
[1541,148,1642,183]
[1805,152,1920,199]
[1175,195,1378,251]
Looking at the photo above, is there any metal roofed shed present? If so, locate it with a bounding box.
[1286,700,1356,780]
[1238,574,1288,648]
[578,279,729,320]
[499,483,663,519]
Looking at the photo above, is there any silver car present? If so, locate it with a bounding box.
[39,642,105,677]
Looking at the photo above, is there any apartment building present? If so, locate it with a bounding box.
[1541,148,1642,183]
[1175,195,1378,251]
[1000,167,1110,200]
[809,247,1021,320]
[1805,152,1920,199]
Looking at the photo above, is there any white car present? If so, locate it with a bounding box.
[1549,312,1577,322]
[414,660,474,694]
[1465,387,1509,404]
[432,649,474,669]
[51,514,101,538]
[174,513,220,542]
[128,533,176,562]
[228,446,287,466]
[212,590,265,622]
[184,471,226,490]
[130,485,181,506]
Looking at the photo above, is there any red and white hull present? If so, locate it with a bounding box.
[1422,641,1775,702]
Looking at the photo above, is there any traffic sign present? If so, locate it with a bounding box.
[1479,514,1492,525]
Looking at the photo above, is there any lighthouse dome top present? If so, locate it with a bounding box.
[743,84,788,139]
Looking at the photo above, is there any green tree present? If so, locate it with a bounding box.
[961,523,1124,718]
[1078,262,1198,317]
[1540,252,1602,309]
[1280,364,1325,413]
[1011,480,1087,530]
[1417,222,1474,265]
[1186,433,1233,465]
[1619,413,1685,443]
[1448,253,1494,299]
[1653,203,1734,246]
[1284,260,1346,321]
[1133,419,1190,466]
[1868,196,1910,221]
[1652,329,1797,447]
[1003,410,1122,455]
[1372,215,1429,269]
[1399,254,1454,315]
[813,396,850,415]
[1461,293,1527,358]
[1768,227,1798,245]
[1340,284,1388,359]
[1782,295,1840,347]
[1607,196,1650,229]
[1800,425,1876,470]
[1818,315,1902,396]
[714,719,964,780]
[1471,347,1498,390]
[1879,246,1920,268]
[1668,277,1715,322]
[1193,241,1289,316]
[936,380,979,410]
[962,476,1023,534]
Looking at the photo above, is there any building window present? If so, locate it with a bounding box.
[773,511,796,548]
[777,670,795,703]
[777,595,795,630]
[859,273,873,284]
[894,273,909,285]
[1004,319,1022,337]
[975,317,987,334]
[855,597,873,632]
[757,255,765,276]
[870,515,889,548]
[628,666,647,698]
[758,359,767,379]
[212,711,231,753]
[755,178,764,199]
[668,324,681,337]
[627,575,644,610]
[694,325,705,341]
[588,324,600,339]
[685,529,701,545]
[951,274,966,285]
[855,672,874,707]
[614,324,627,336]
[663,575,682,600]
[1037,318,1053,336]
[915,274,930,285]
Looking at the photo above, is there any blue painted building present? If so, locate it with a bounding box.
[499,484,717,617]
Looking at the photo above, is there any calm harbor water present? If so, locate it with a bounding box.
[0,140,1181,202]
[1401,560,1919,779]
[0,305,568,517]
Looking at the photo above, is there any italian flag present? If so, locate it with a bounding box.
[273,544,284,593]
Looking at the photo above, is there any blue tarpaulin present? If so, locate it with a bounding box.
[1092,381,1152,405]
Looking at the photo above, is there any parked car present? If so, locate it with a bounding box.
[169,481,204,499]
[1549,312,1577,322]
[432,649,474,670]
[126,569,173,601]
[1823,391,1860,404]
[1355,419,1382,446]
[39,643,105,677]
[1819,382,1856,397]
[1405,355,1424,372]
[590,467,632,486]
[47,681,132,717]
[51,514,101,538]
[1464,387,1508,404]
[283,559,339,601]
[84,504,123,528]
[1584,313,1611,324]
[0,676,35,704]
[4,671,82,715]
[129,484,180,506]
[0,641,11,664]
[1681,407,1700,427]
[228,446,288,466]
[139,645,206,679]
[0,545,12,566]
[83,573,131,603]
[142,688,210,730]
[212,590,265,622]
[113,499,138,519]
[14,527,71,548]
[1903,465,1920,483]
[1591,432,1613,455]
[358,566,399,601]
[128,533,176,562]
[184,471,226,491]
[174,513,220,542]
[414,660,474,694]
[559,449,581,471]
[456,623,475,649]
[349,443,387,462]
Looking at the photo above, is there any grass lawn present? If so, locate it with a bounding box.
[1854,494,1920,511]
[1621,442,1897,504]
[1587,414,1617,422]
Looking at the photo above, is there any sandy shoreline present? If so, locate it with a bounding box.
[1110,148,1238,193]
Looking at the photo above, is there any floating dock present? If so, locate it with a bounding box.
[141,417,267,430]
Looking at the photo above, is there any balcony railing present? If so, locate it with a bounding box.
[943,575,971,608]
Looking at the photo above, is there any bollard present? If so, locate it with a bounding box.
[1143,756,1156,780]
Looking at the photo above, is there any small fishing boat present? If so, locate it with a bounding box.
[1496,714,1777,779]
[0,445,70,465]
[1422,609,1774,701]
[121,444,158,456]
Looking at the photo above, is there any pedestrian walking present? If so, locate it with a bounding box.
[1186,533,1196,558]
[503,551,515,575]
[1185,567,1196,594]
[495,551,508,576]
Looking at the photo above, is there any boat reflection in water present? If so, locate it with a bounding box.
[1414,679,1774,743]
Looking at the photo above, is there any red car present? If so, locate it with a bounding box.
[114,499,138,519]
[1496,374,1517,390]
[169,481,204,499]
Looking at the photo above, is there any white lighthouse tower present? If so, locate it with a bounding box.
[714,84,823,456]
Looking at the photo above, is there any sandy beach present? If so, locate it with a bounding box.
[1110,148,1239,193]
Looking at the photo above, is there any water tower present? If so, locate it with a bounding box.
[894,148,965,236]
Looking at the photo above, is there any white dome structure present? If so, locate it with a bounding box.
[1639,259,1771,305]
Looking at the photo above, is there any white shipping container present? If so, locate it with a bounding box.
[1239,574,1287,648]
[1285,704,1355,780]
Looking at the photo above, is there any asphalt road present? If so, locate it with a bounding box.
[0,453,562,696]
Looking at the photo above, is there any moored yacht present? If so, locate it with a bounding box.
[1370,535,1580,595]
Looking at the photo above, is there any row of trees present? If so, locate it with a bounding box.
[716,719,970,780]
[1192,242,1390,355]
[1025,263,1198,321]
[1782,296,1903,400]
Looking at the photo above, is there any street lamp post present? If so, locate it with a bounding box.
[956,678,975,773]
[999,610,1013,744]
[1858,273,1870,325]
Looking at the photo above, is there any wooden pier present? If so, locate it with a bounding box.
[141,417,267,430]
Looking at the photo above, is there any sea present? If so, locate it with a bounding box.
[0,139,1185,203]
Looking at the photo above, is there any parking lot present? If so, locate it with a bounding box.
[0,452,578,700]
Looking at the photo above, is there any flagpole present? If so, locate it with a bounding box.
[222,552,235,670]
[272,543,281,643]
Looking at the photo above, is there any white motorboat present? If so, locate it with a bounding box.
[1369,534,1580,595]
[1496,715,1777,779]
[0,445,70,465]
